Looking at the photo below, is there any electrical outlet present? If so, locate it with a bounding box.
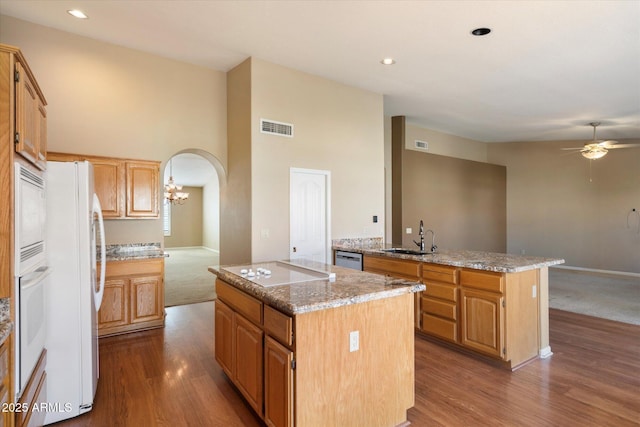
[406,227,412,234]
[349,330,359,352]
[261,229,270,238]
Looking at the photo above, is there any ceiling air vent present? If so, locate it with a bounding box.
[415,140,429,150]
[261,118,294,138]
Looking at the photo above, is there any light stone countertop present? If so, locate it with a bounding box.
[333,240,564,273]
[102,243,168,262]
[0,298,13,346]
[208,259,425,316]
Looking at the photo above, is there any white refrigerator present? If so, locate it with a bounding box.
[45,161,106,424]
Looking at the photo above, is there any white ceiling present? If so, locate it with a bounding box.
[1,0,639,144]
[165,153,217,188]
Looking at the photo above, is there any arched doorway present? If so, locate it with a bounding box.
[162,150,225,307]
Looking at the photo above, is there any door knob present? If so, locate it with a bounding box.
[292,247,297,253]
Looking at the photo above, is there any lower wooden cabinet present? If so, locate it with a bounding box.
[363,254,540,369]
[16,350,46,427]
[98,258,165,337]
[0,339,10,427]
[234,314,263,414]
[421,263,458,342]
[264,337,293,427]
[215,280,294,427]
[460,288,504,357]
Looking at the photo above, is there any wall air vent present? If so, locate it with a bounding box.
[260,119,294,138]
[415,140,429,150]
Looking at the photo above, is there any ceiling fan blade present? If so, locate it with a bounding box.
[597,139,619,148]
[608,143,640,149]
[560,147,584,150]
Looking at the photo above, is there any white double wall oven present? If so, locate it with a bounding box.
[14,162,49,397]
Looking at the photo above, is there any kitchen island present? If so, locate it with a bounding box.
[209,259,424,427]
[333,239,564,369]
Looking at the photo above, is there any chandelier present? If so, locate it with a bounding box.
[164,158,189,204]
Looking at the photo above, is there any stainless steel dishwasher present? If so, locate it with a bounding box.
[335,250,363,270]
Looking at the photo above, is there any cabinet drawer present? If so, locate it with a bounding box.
[103,258,164,278]
[363,256,421,280]
[264,305,293,347]
[422,297,456,321]
[422,263,457,284]
[460,269,504,293]
[216,279,262,326]
[423,282,457,302]
[421,313,457,342]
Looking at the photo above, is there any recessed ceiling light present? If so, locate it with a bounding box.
[380,58,396,65]
[471,28,491,36]
[67,9,88,19]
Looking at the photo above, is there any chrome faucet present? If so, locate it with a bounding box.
[413,220,425,252]
[425,229,437,253]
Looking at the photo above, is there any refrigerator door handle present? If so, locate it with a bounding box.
[92,194,106,310]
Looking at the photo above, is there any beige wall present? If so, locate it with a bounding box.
[405,122,488,162]
[202,178,220,252]
[164,187,203,248]
[1,16,227,246]
[488,139,640,273]
[250,59,385,262]
[401,152,506,252]
[221,59,252,264]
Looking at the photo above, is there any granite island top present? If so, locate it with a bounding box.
[0,298,13,346]
[209,258,425,316]
[333,238,564,273]
[103,243,168,262]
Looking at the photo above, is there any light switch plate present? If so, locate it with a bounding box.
[406,227,412,234]
[349,331,359,352]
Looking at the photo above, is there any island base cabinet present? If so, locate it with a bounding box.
[264,336,294,427]
[214,300,234,376]
[295,294,414,427]
[234,315,264,415]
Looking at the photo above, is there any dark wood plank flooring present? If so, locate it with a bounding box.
[55,302,640,426]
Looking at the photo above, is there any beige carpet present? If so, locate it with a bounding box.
[164,247,218,307]
[549,268,640,325]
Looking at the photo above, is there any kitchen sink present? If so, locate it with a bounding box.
[381,248,434,256]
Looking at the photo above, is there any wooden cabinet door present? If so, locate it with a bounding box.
[460,288,504,358]
[215,300,235,377]
[126,162,159,217]
[93,159,124,218]
[234,315,264,416]
[98,278,129,334]
[15,61,39,165]
[264,336,293,427]
[130,275,163,323]
[36,100,47,170]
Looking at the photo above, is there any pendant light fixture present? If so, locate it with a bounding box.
[164,158,189,204]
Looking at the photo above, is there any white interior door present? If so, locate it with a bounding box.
[290,168,330,263]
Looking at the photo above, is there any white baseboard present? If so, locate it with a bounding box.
[539,346,553,359]
[551,265,640,279]
[202,246,219,254]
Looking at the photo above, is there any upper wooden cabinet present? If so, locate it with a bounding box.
[126,161,159,218]
[1,44,48,171]
[48,152,160,219]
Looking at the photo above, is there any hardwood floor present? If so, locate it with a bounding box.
[56,302,640,426]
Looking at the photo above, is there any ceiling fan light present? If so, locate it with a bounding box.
[581,146,608,160]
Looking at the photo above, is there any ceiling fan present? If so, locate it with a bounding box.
[562,122,640,160]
